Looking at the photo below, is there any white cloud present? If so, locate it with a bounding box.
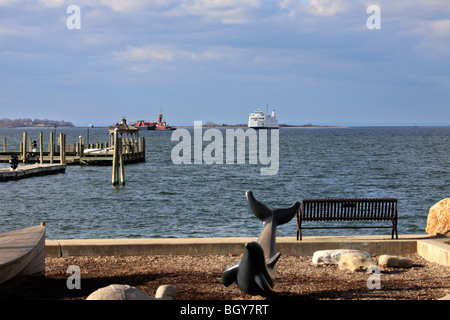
[0,0,19,6]
[115,45,177,62]
[306,0,348,16]
[410,19,450,58]
[417,19,450,38]
[95,0,261,24]
[164,0,261,24]
[279,0,350,17]
[37,0,65,7]
[113,44,252,74]
[99,0,155,12]
[115,44,247,63]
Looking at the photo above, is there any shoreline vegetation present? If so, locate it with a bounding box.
[0,118,74,128]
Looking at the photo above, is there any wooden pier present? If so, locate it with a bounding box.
[0,164,67,182]
[0,118,146,167]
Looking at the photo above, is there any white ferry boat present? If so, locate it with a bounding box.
[248,109,279,129]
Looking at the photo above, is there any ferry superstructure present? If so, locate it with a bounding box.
[248,109,279,129]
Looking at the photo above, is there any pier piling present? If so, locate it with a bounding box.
[22,132,27,163]
[39,131,43,165]
[112,129,125,186]
[49,132,54,164]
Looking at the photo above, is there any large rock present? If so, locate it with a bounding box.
[155,284,177,300]
[312,249,370,265]
[338,252,377,272]
[426,198,450,236]
[378,255,413,268]
[86,284,177,300]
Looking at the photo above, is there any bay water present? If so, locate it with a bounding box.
[0,126,448,240]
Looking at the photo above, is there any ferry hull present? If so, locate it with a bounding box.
[248,126,280,130]
[248,126,279,130]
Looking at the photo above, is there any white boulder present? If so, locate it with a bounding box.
[378,255,413,268]
[86,284,177,300]
[338,252,378,272]
[312,249,371,265]
[155,284,177,300]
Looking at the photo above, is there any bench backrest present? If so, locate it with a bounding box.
[300,198,397,221]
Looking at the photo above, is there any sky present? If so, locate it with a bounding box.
[0,0,449,127]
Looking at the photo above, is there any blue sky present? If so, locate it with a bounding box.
[0,0,449,126]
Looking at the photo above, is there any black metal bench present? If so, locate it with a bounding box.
[296,198,398,240]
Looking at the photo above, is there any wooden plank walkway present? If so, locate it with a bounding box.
[0,164,67,182]
[0,223,46,284]
[0,154,79,165]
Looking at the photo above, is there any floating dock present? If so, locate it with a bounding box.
[0,164,67,182]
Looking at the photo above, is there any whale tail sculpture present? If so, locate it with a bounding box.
[222,190,300,296]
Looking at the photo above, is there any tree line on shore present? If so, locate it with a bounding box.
[0,118,74,128]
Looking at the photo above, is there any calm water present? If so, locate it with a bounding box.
[0,126,449,239]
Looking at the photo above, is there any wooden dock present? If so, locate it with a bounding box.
[0,152,79,165]
[0,223,46,284]
[80,149,145,166]
[0,163,67,182]
[0,119,146,167]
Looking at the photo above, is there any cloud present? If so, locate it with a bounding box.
[0,0,21,6]
[114,45,245,64]
[99,0,166,12]
[410,19,450,58]
[95,0,262,24]
[279,0,351,17]
[37,0,65,7]
[115,45,177,62]
[416,19,450,38]
[170,0,260,22]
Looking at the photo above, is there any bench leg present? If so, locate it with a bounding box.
[391,220,398,239]
[297,216,302,241]
[296,228,302,241]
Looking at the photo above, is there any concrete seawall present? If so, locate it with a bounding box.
[45,234,450,267]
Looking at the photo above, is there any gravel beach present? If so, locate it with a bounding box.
[0,253,448,300]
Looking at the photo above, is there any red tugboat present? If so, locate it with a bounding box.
[132,120,156,130]
[132,111,176,130]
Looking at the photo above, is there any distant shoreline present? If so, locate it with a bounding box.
[0,125,348,129]
[174,125,348,129]
[0,126,77,129]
